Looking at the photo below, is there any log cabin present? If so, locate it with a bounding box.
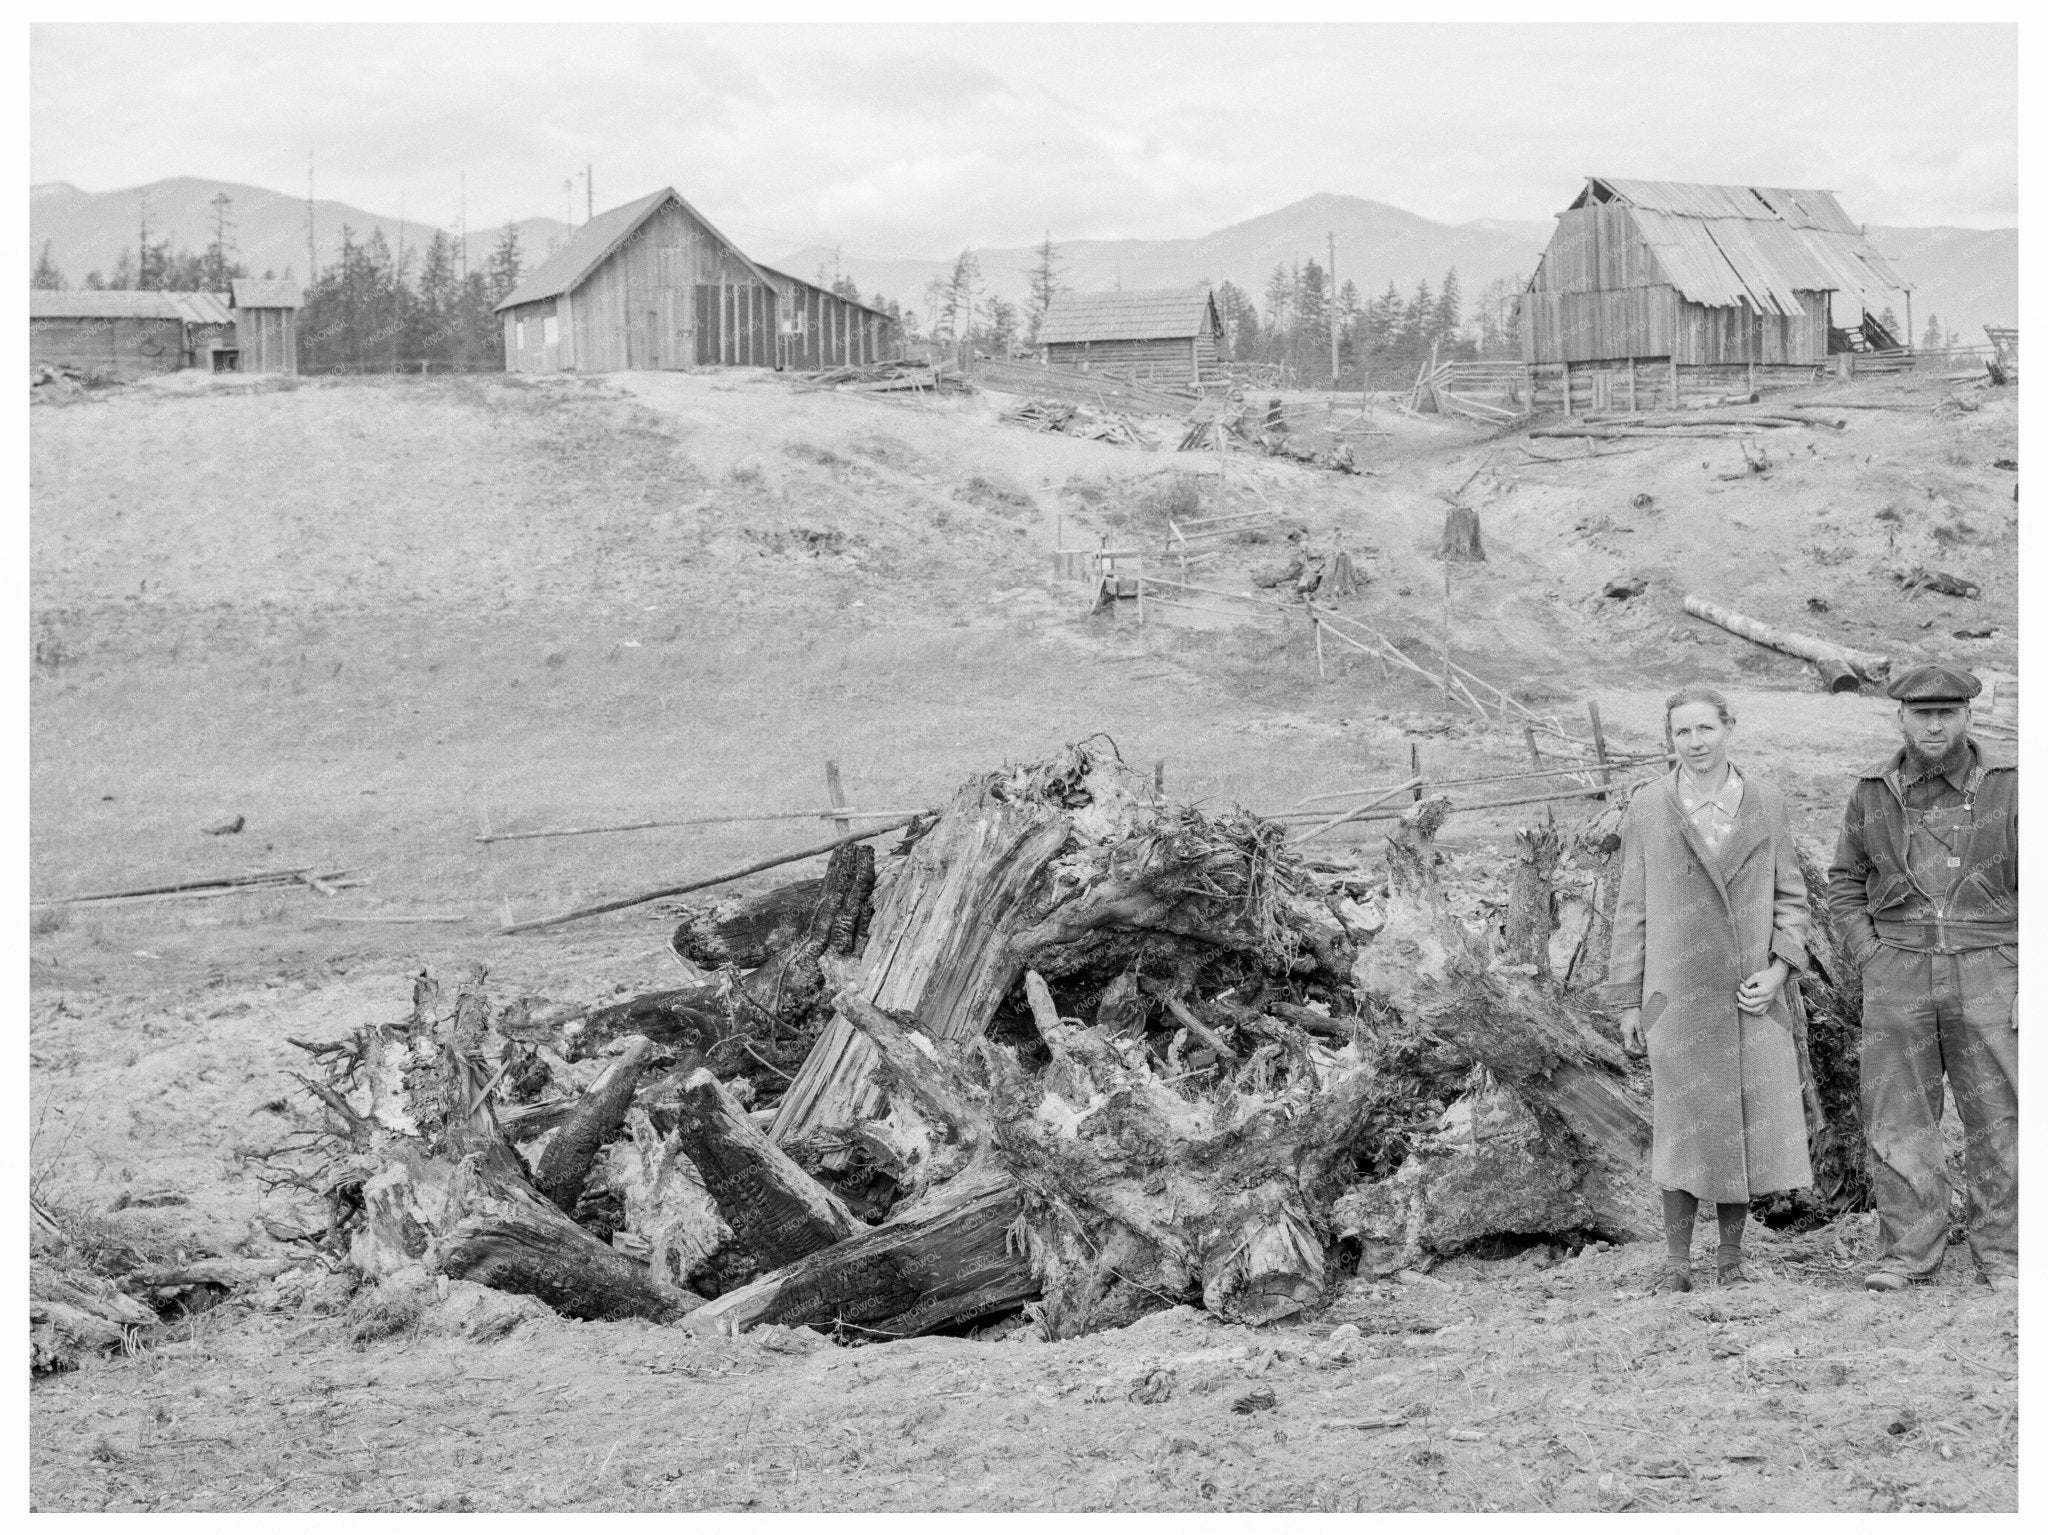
[1035,287,1222,389]
[30,290,237,380]
[1520,177,1908,410]
[495,187,898,373]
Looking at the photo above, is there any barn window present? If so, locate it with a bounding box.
[543,315,559,346]
[516,319,528,351]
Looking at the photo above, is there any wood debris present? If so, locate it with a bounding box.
[279,743,1870,1345]
[1004,397,1158,448]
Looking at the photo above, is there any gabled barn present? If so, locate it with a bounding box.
[495,187,898,373]
[1521,177,1907,409]
[30,290,236,381]
[1035,287,1222,388]
[230,279,302,375]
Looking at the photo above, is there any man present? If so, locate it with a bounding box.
[1827,664,2017,1293]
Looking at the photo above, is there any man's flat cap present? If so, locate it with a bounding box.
[1887,663,1982,704]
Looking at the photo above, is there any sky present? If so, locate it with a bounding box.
[29,23,2019,260]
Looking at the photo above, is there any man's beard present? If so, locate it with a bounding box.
[1904,731,1971,777]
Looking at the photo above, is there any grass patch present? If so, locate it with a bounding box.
[31,904,70,936]
[958,474,1036,513]
[786,441,848,469]
[345,1280,429,1347]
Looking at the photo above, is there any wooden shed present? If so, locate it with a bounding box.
[495,187,897,373]
[1035,287,1222,387]
[1521,177,1906,409]
[230,279,301,374]
[29,290,236,381]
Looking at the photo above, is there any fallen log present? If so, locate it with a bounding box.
[670,1067,861,1270]
[1682,594,1893,682]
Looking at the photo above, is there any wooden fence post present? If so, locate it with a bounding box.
[825,760,850,836]
[1410,741,1424,803]
[1586,701,1613,800]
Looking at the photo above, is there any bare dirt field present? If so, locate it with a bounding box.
[29,365,2018,1512]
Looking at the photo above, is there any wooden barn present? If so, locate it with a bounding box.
[495,187,898,373]
[1521,177,1907,410]
[1034,287,1222,387]
[29,290,236,381]
[230,279,301,374]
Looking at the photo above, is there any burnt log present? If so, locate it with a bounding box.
[671,1068,861,1269]
[671,877,829,971]
[532,1036,654,1213]
[683,1167,1034,1339]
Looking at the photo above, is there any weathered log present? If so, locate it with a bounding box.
[682,1167,1034,1338]
[671,877,828,971]
[1501,819,1562,979]
[1336,799,1655,1269]
[671,1068,861,1270]
[1814,658,1861,694]
[1682,594,1893,682]
[532,1036,654,1213]
[312,979,704,1323]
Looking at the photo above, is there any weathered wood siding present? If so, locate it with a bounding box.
[1042,333,1216,386]
[1528,204,1662,294]
[1675,293,1827,366]
[502,297,562,373]
[777,277,898,370]
[1524,203,1830,366]
[528,198,772,373]
[235,308,297,374]
[29,315,188,380]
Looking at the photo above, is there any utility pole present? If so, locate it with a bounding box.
[1327,231,1340,386]
[458,172,468,282]
[306,151,316,286]
[209,191,235,291]
[586,163,593,221]
[137,193,149,288]
[564,179,574,232]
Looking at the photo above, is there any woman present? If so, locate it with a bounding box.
[1605,685,1813,1291]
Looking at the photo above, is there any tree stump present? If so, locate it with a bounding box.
[1438,506,1485,563]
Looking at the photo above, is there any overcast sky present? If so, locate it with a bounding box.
[31,23,2018,259]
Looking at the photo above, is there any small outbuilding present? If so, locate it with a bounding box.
[495,187,898,373]
[1521,177,1907,409]
[29,290,236,381]
[1034,287,1222,388]
[230,279,302,374]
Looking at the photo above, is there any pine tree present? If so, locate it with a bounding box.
[1433,267,1462,349]
[31,241,65,290]
[942,250,981,347]
[983,294,1019,357]
[1877,305,1900,337]
[486,223,523,307]
[1920,313,1943,351]
[1405,277,1435,355]
[109,248,137,289]
[1026,232,1064,345]
[830,275,862,303]
[1214,280,1259,362]
[1366,279,1401,358]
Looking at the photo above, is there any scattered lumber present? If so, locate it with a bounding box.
[1004,397,1157,448]
[32,865,358,909]
[1895,567,1981,600]
[1682,594,1892,684]
[287,746,1873,1343]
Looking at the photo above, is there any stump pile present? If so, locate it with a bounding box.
[285,742,1867,1342]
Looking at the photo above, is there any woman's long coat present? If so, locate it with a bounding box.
[1603,769,1814,1203]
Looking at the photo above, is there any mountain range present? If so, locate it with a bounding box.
[29,178,572,288]
[29,179,2017,343]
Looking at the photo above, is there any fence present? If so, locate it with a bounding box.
[302,358,506,377]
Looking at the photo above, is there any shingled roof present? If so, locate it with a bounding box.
[1566,176,1905,315]
[1035,287,1219,346]
[494,188,777,312]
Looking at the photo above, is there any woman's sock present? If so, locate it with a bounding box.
[1715,1202,1748,1269]
[1661,1189,1700,1266]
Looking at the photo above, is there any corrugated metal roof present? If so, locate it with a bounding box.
[1035,287,1217,345]
[1572,177,1904,311]
[30,290,233,324]
[495,187,781,312]
[231,279,302,309]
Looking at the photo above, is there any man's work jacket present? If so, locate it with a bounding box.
[1825,738,2017,960]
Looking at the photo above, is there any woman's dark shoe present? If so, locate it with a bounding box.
[1716,1259,1755,1286]
[1652,1266,1693,1294]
